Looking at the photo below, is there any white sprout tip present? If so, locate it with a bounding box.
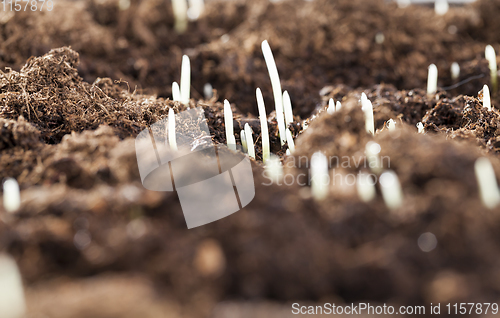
[435,0,449,16]
[265,154,283,184]
[416,122,424,134]
[244,123,256,159]
[451,62,460,81]
[203,83,213,100]
[379,170,404,210]
[365,141,382,173]
[172,82,181,102]
[336,101,342,111]
[327,98,335,115]
[224,100,236,151]
[261,39,286,146]
[261,40,270,51]
[361,95,375,135]
[360,92,368,107]
[172,0,188,33]
[283,91,294,126]
[180,55,191,106]
[387,119,396,131]
[397,0,410,8]
[0,254,26,317]
[486,45,497,68]
[256,88,270,163]
[427,64,438,95]
[285,128,295,154]
[3,178,20,213]
[357,172,376,203]
[187,0,205,21]
[223,100,233,132]
[486,45,498,92]
[475,157,500,209]
[310,152,329,201]
[240,130,247,153]
[482,85,492,111]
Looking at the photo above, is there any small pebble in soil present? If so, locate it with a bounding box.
[126,218,147,240]
[74,230,92,250]
[194,239,226,278]
[418,232,438,252]
[375,32,385,44]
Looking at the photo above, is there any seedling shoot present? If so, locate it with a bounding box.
[486,45,498,94]
[172,0,188,33]
[261,40,286,145]
[361,93,375,135]
[256,88,271,162]
[310,152,329,201]
[357,172,375,202]
[482,85,492,111]
[180,55,191,106]
[2,178,20,213]
[475,157,500,209]
[283,90,294,126]
[379,170,404,210]
[244,123,256,159]
[285,128,295,154]
[327,98,335,115]
[451,62,460,81]
[224,100,236,150]
[427,64,438,95]
[172,82,181,102]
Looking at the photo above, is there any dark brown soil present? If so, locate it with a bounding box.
[2,0,500,317]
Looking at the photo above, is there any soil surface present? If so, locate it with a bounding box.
[2,0,500,317]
